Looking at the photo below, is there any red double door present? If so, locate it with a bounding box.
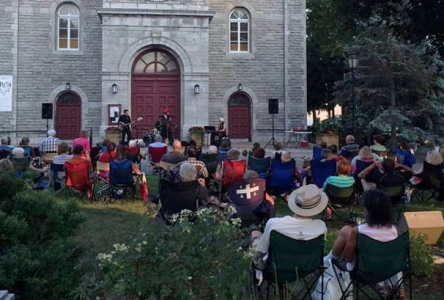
[131,76,180,138]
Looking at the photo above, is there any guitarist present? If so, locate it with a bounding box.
[118,109,132,145]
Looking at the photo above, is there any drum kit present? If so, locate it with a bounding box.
[142,128,158,146]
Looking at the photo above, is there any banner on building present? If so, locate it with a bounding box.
[0,75,13,112]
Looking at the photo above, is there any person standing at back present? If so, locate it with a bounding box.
[72,130,91,159]
[118,109,132,145]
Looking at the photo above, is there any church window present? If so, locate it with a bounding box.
[229,9,250,53]
[57,4,80,50]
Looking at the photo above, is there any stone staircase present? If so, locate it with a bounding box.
[0,291,14,300]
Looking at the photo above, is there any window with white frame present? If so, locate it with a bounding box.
[57,4,80,50]
[229,9,250,53]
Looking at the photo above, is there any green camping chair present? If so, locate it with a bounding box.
[379,184,406,222]
[260,231,325,300]
[248,156,271,179]
[332,231,411,300]
[324,183,357,223]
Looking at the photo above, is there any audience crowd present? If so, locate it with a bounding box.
[1,130,438,299]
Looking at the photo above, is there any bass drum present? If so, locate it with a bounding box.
[143,134,152,146]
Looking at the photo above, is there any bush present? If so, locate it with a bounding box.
[93,208,250,300]
[0,190,85,299]
[410,234,434,278]
[0,171,25,212]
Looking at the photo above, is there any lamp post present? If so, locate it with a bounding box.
[348,56,359,134]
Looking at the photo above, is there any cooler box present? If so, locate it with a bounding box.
[403,211,444,245]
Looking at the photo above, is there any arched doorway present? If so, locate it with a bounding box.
[56,92,81,139]
[228,93,251,140]
[131,49,181,139]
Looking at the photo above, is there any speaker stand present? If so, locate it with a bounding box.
[265,114,278,149]
[46,119,49,136]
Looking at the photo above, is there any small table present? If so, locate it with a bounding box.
[285,131,311,147]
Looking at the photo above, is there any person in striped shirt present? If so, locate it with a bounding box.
[323,159,355,220]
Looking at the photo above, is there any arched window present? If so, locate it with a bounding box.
[133,50,179,74]
[57,4,80,50]
[229,8,250,53]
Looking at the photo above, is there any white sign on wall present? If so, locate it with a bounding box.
[0,75,13,112]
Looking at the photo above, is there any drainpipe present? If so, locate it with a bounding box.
[283,0,290,136]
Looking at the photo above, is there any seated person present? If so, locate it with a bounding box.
[115,147,142,176]
[323,189,405,299]
[19,137,33,157]
[329,144,341,161]
[126,140,146,162]
[39,130,60,153]
[183,139,202,157]
[320,148,335,162]
[65,145,93,198]
[251,184,328,266]
[161,140,187,164]
[0,137,13,156]
[180,146,208,179]
[412,150,443,187]
[351,146,378,175]
[148,134,168,163]
[253,148,266,159]
[53,142,73,179]
[338,135,360,158]
[370,134,387,154]
[11,147,26,158]
[323,159,355,219]
[273,143,284,161]
[99,142,117,163]
[240,149,249,161]
[251,143,260,156]
[0,158,14,172]
[395,141,416,168]
[358,158,412,191]
[110,148,144,199]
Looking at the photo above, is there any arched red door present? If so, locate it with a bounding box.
[131,49,181,139]
[56,92,81,139]
[228,93,251,140]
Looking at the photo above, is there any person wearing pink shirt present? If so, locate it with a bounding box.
[72,130,91,159]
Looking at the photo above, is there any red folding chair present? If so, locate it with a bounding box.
[223,159,247,187]
[64,160,92,202]
[148,146,168,164]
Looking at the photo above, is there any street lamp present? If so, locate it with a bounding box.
[348,56,359,134]
[65,82,71,91]
[194,84,200,94]
[112,83,118,94]
[237,83,243,92]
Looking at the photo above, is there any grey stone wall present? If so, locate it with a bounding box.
[0,0,102,144]
[208,0,307,143]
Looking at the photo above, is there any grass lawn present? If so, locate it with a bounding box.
[75,175,444,298]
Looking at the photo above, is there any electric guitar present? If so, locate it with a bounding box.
[119,117,143,131]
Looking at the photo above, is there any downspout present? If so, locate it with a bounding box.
[284,0,289,134]
[13,0,20,141]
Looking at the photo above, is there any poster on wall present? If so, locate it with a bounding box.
[108,104,121,125]
[0,75,13,112]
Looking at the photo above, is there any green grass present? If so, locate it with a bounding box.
[73,177,444,297]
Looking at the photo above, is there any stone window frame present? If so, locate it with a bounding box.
[50,0,85,55]
[57,4,80,51]
[229,8,250,53]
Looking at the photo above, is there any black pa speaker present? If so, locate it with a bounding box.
[42,103,53,119]
[268,99,279,114]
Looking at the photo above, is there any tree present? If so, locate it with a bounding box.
[334,24,440,145]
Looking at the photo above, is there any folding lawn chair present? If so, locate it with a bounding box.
[332,232,411,300]
[49,163,65,192]
[11,156,30,177]
[312,146,323,161]
[148,146,168,174]
[109,159,137,201]
[410,161,443,201]
[218,147,231,160]
[324,183,357,223]
[254,231,325,300]
[248,156,271,179]
[354,160,373,195]
[310,159,336,188]
[341,149,359,162]
[379,174,407,222]
[64,160,93,202]
[94,161,111,201]
[228,178,273,228]
[223,159,247,187]
[268,159,296,196]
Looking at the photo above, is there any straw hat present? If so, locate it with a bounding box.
[288,184,328,217]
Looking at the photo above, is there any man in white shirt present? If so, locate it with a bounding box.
[252,184,328,258]
[39,129,60,153]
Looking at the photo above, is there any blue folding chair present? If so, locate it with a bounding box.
[218,147,231,160]
[248,156,271,179]
[395,148,416,168]
[50,163,65,191]
[312,146,323,161]
[268,159,296,195]
[109,159,135,200]
[354,160,373,194]
[310,159,336,188]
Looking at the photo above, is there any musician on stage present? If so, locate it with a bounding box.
[118,109,132,145]
[155,108,173,144]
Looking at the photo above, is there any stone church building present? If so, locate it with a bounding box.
[0,0,307,144]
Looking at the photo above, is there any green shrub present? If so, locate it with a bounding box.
[0,190,85,299]
[0,171,25,212]
[93,208,250,300]
[410,234,434,278]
